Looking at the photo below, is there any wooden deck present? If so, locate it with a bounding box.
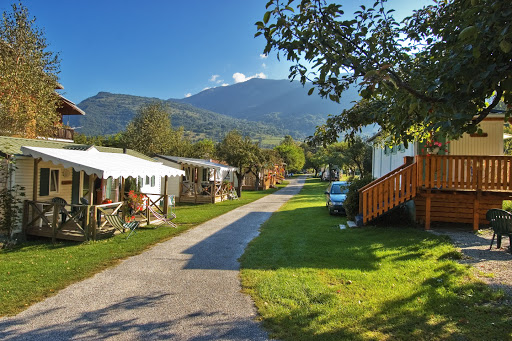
[359,155,512,230]
[22,193,177,242]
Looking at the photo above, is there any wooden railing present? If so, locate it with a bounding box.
[359,162,417,223]
[359,155,512,224]
[53,127,74,140]
[416,155,512,191]
[23,193,176,242]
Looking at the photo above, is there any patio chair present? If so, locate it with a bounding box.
[148,203,177,228]
[51,197,68,223]
[104,214,139,239]
[486,209,512,253]
[228,188,239,200]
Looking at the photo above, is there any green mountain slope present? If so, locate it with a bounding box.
[67,79,376,145]
[177,78,361,135]
[67,92,298,143]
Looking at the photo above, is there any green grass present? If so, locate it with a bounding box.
[0,183,287,317]
[240,178,512,341]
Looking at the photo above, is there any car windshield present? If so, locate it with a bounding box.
[331,184,348,194]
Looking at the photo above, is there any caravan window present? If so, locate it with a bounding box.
[50,169,59,193]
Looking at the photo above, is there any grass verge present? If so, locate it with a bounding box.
[0,182,287,317]
[240,178,512,340]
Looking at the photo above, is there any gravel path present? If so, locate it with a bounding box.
[429,227,512,298]
[0,177,306,341]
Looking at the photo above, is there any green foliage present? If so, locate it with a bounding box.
[0,156,25,240]
[121,102,183,156]
[217,130,261,196]
[241,178,509,340]
[190,139,216,159]
[274,135,305,172]
[69,92,300,145]
[258,0,512,145]
[344,174,374,220]
[328,136,372,176]
[0,3,60,138]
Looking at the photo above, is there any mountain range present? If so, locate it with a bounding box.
[67,78,366,146]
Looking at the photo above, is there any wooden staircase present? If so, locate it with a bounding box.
[359,159,417,224]
[359,155,512,230]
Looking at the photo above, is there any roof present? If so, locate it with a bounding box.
[57,95,86,116]
[155,155,238,172]
[0,136,154,161]
[21,146,185,179]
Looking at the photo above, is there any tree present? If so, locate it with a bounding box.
[329,137,372,176]
[302,142,328,176]
[0,3,61,138]
[217,130,260,197]
[257,0,512,145]
[190,139,216,159]
[122,102,175,156]
[274,135,305,172]
[248,148,282,191]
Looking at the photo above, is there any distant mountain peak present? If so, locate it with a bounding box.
[69,78,374,145]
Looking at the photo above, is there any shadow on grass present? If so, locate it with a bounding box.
[0,293,268,341]
[240,181,512,340]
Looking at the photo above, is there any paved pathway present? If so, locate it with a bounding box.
[0,176,306,341]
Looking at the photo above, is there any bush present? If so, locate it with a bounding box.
[503,200,512,212]
[344,175,374,220]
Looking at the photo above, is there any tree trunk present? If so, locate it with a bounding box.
[236,172,243,198]
[254,167,261,191]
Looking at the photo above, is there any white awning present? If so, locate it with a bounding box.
[21,146,185,179]
[155,155,238,181]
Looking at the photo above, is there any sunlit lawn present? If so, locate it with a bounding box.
[0,182,287,317]
[240,178,512,340]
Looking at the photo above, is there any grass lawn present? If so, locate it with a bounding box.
[240,178,512,340]
[0,182,287,317]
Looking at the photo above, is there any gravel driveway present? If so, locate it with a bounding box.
[429,227,512,298]
[0,176,306,341]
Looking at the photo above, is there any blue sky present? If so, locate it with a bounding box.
[4,0,431,104]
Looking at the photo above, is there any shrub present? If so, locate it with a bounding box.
[344,175,374,220]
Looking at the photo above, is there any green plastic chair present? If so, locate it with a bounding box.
[104,214,139,239]
[486,209,512,252]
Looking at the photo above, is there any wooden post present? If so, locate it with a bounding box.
[22,200,29,238]
[92,205,97,241]
[163,175,169,215]
[425,190,431,230]
[120,177,125,202]
[194,167,198,204]
[52,203,59,244]
[88,175,95,207]
[473,191,481,231]
[212,169,216,203]
[84,205,91,241]
[146,204,150,226]
[32,159,40,201]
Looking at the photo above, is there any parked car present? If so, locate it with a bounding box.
[325,181,348,215]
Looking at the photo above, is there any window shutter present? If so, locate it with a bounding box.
[39,168,50,196]
[151,176,155,187]
[71,170,80,204]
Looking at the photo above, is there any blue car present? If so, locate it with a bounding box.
[325,181,348,215]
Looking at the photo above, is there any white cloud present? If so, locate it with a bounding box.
[260,54,268,59]
[202,86,211,91]
[233,72,267,83]
[262,63,267,69]
[222,83,229,87]
[185,93,192,98]
[210,74,220,82]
